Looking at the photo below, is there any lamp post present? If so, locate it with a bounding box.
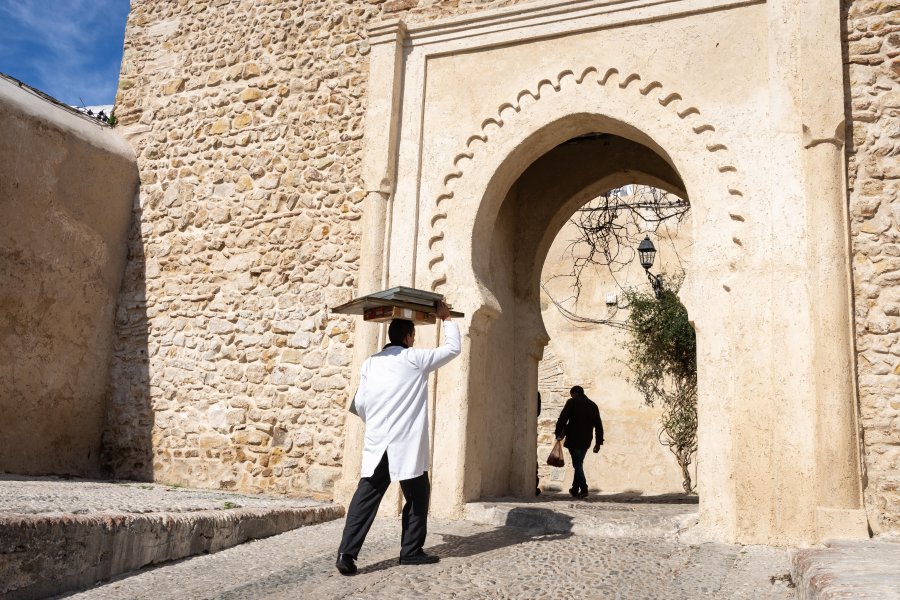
[638,235,664,299]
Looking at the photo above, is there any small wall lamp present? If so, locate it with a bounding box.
[637,235,663,299]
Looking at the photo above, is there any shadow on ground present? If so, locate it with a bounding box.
[356,507,574,575]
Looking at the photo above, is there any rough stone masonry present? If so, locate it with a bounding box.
[845,0,900,535]
[106,0,537,500]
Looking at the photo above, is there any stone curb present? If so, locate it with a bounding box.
[790,540,900,600]
[0,504,344,600]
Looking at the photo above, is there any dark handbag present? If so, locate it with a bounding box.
[547,439,565,468]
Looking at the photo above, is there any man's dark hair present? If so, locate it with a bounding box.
[388,319,415,345]
[570,385,585,397]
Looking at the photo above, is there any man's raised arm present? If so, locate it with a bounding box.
[412,301,461,372]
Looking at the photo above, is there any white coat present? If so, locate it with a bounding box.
[354,320,461,481]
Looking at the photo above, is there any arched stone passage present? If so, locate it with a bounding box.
[424,79,745,531]
[463,132,689,501]
[420,69,861,545]
[346,4,867,545]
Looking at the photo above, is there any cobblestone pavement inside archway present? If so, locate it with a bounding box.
[67,495,796,600]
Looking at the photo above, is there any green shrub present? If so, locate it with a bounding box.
[622,273,697,493]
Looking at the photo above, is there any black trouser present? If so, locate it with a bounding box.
[569,446,588,492]
[338,452,430,559]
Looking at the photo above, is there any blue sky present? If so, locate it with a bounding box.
[0,0,131,107]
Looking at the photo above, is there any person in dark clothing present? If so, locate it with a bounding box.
[554,385,604,498]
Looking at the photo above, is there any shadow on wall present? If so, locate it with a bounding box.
[0,76,139,478]
[101,195,152,480]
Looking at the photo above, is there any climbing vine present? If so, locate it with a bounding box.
[621,274,697,494]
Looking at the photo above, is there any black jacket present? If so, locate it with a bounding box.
[555,395,603,450]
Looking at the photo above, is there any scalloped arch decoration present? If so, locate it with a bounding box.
[427,66,745,292]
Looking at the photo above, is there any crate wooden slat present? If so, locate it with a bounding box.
[331,288,463,325]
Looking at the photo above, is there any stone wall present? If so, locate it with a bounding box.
[845,0,900,535]
[111,0,900,533]
[0,76,137,476]
[108,0,537,498]
[537,346,573,491]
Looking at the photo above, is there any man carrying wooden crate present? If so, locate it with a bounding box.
[336,301,460,575]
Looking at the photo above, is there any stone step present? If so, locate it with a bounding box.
[0,478,344,600]
[791,539,900,600]
[464,493,699,539]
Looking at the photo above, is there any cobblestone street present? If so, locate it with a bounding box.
[64,496,796,600]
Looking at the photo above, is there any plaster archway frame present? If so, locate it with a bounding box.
[342,0,869,546]
[435,68,774,539]
[460,129,690,503]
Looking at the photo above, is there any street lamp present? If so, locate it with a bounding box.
[637,235,663,299]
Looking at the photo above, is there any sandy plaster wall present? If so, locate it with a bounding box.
[414,3,810,542]
[845,0,900,535]
[538,217,689,495]
[109,0,539,498]
[0,78,137,476]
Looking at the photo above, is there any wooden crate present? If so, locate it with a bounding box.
[363,305,436,325]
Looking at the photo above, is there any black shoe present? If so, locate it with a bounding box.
[336,553,357,576]
[399,551,440,565]
[569,487,578,497]
[577,489,589,498]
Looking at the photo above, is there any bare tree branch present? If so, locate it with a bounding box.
[540,185,690,325]
[539,282,631,330]
[562,186,690,304]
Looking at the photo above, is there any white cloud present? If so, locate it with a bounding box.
[0,0,128,105]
